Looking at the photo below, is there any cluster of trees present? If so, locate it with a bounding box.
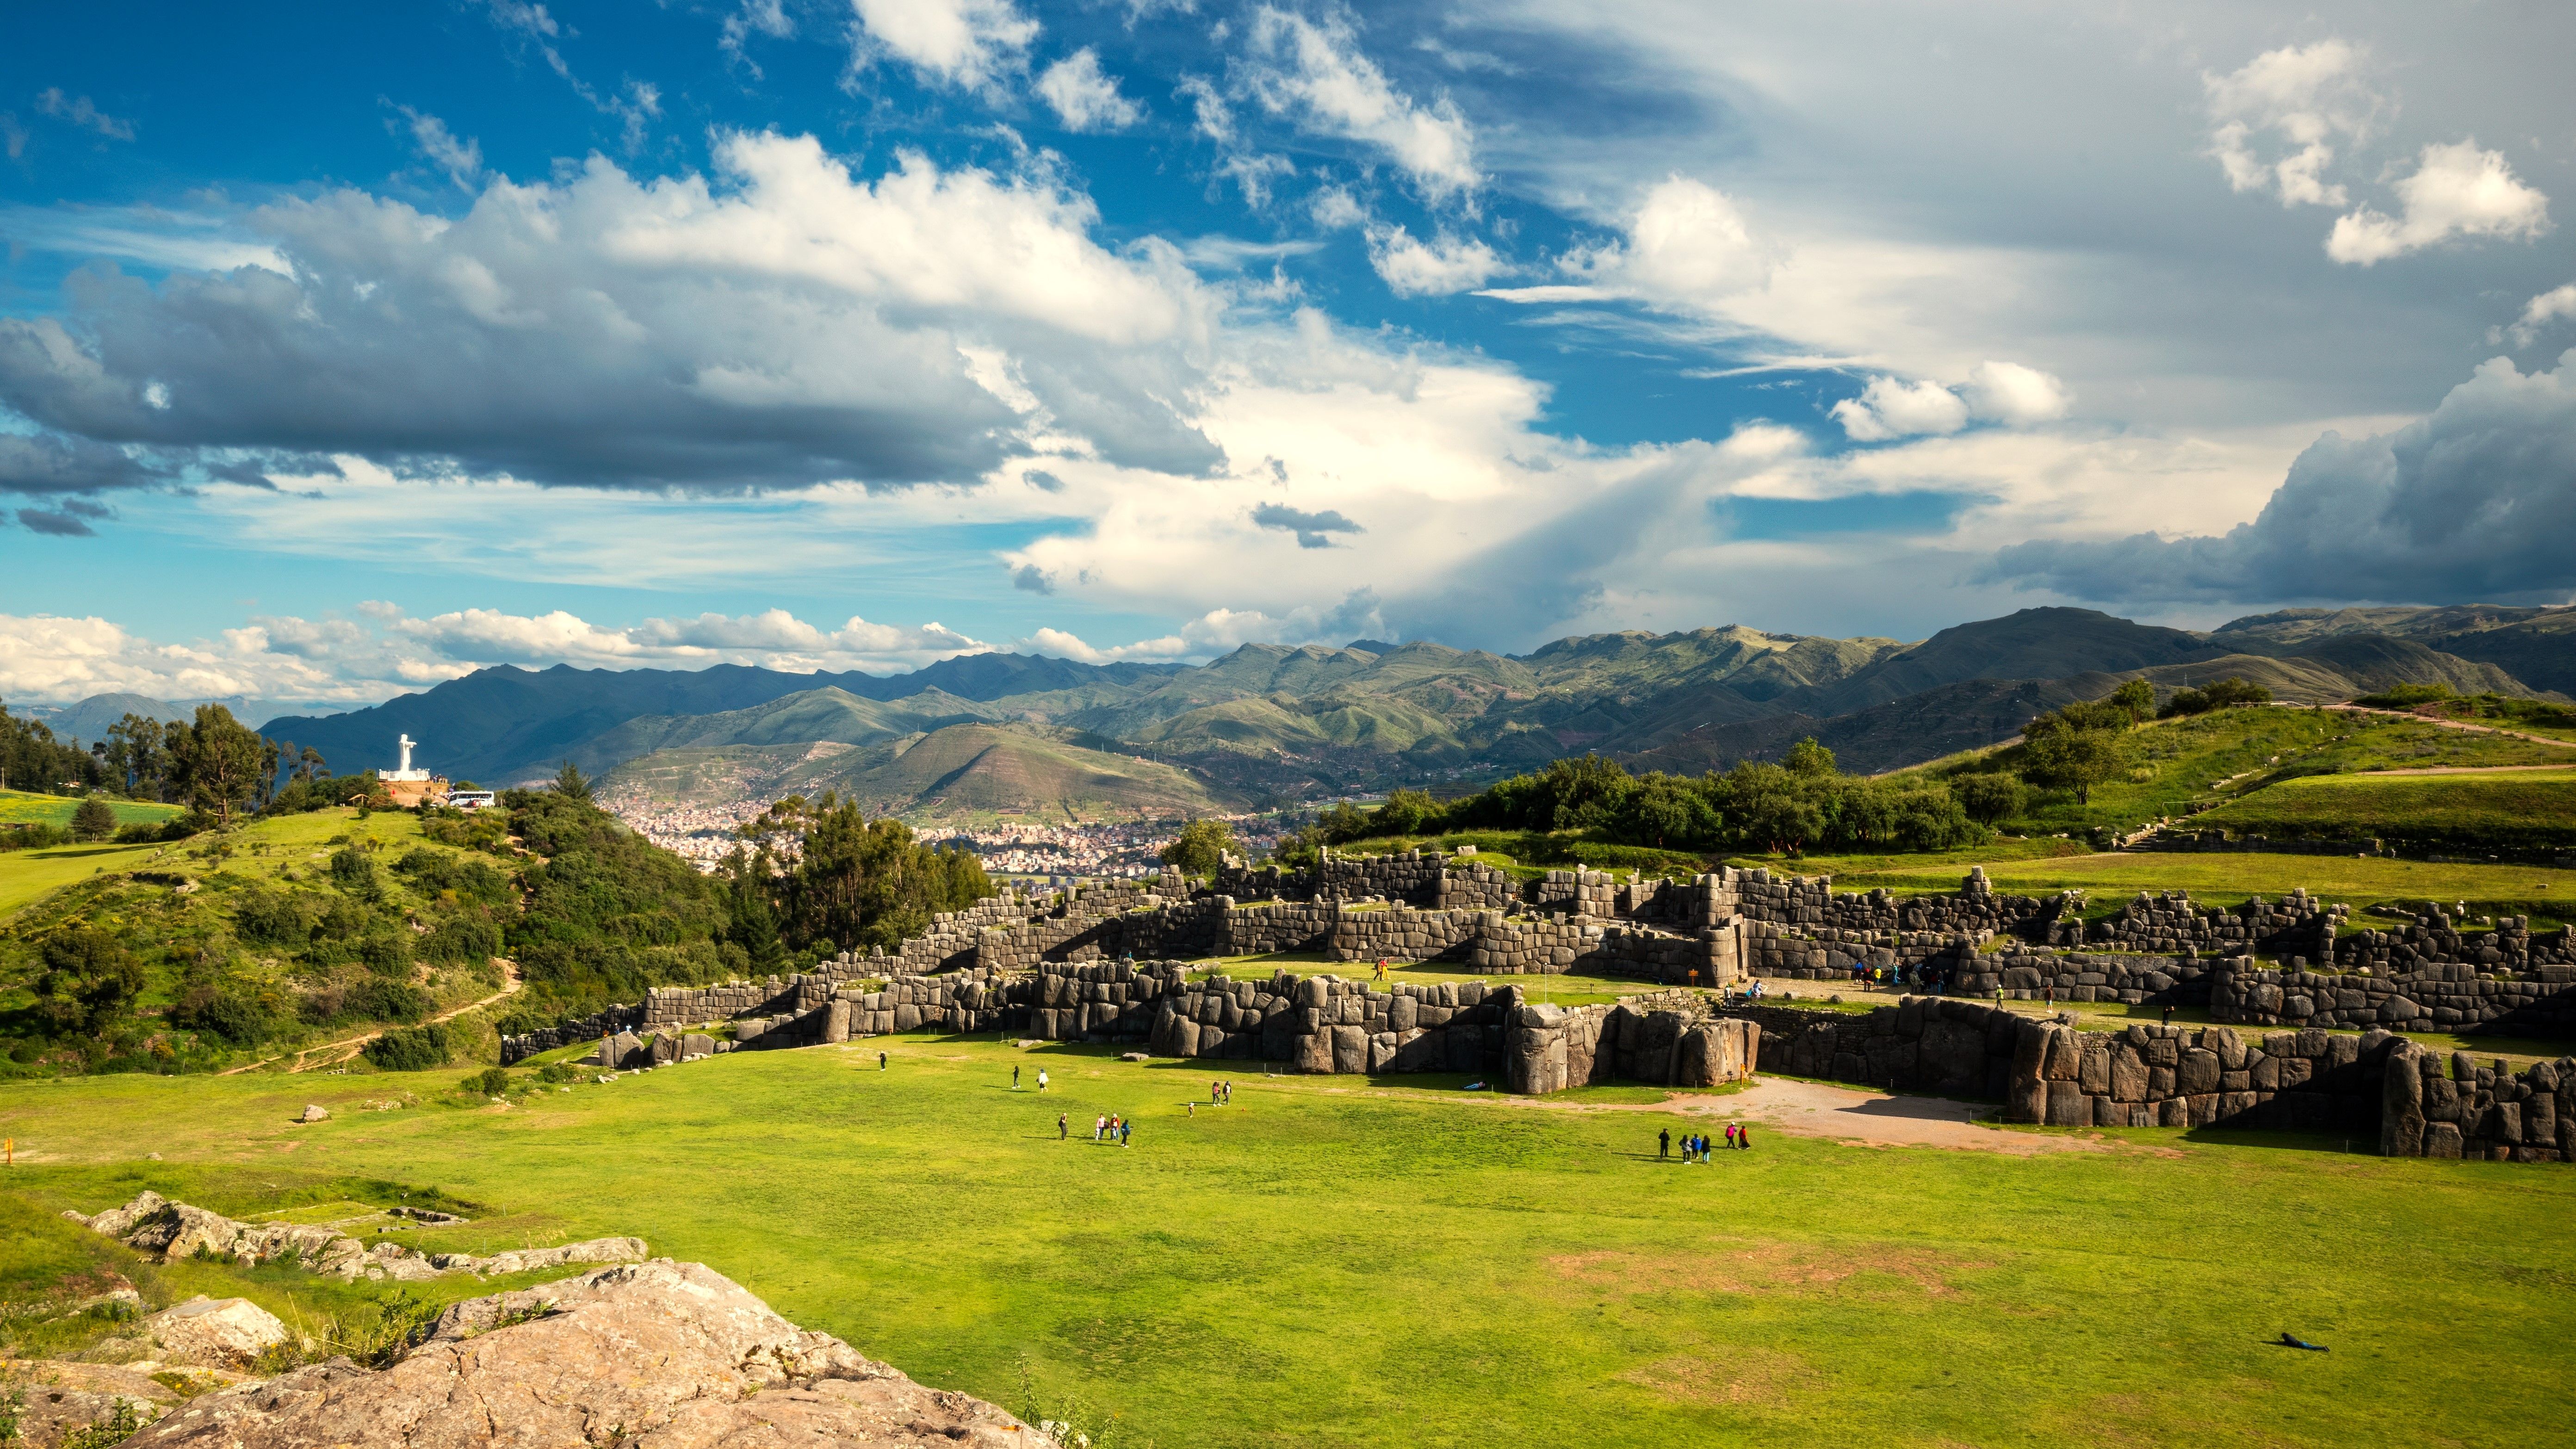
[1292,743,1987,858]
[0,706,105,797]
[1990,675,2273,805]
[93,706,337,822]
[720,789,995,972]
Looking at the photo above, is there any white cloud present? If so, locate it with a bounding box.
[2326,140,2552,265]
[398,605,985,671]
[0,131,1221,490]
[1963,360,2071,425]
[1831,376,1968,441]
[849,0,1037,88]
[35,89,135,142]
[2201,40,2376,208]
[1028,592,1384,663]
[397,107,483,191]
[1309,185,1363,230]
[1556,175,1766,303]
[1037,49,1143,131]
[2502,282,2576,347]
[1365,224,1503,296]
[1242,9,1477,202]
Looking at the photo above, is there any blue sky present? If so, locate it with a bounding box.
[2,0,2572,710]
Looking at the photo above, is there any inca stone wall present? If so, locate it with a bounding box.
[2379,1041,2573,1161]
[1209,849,1521,910]
[1505,1000,1759,1095]
[2211,958,2576,1035]
[2005,1018,2384,1133]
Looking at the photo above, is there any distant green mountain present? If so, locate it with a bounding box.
[600,722,1241,824]
[15,693,190,746]
[2214,605,2576,695]
[564,687,999,776]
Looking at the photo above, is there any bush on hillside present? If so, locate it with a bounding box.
[168,985,275,1046]
[0,823,72,853]
[2159,676,2272,717]
[34,929,146,1038]
[365,1022,453,1072]
[69,796,118,842]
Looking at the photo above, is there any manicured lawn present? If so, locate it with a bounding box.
[5,1037,2571,1448]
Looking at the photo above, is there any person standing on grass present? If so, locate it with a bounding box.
[1037,1069,1048,1092]
[879,1051,887,1071]
[2162,1005,2174,1027]
[1013,1065,1021,1090]
[1659,1127,1671,1160]
[1058,1112,1068,1140]
[1121,1118,1132,1148]
[1094,1114,1105,1141]
[1737,1124,1752,1151]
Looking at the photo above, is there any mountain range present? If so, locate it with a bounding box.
[103,603,2576,817]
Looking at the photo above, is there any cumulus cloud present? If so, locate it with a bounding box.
[1037,49,1142,131]
[2202,40,2376,208]
[1831,377,1967,441]
[0,132,1222,491]
[1990,350,2576,604]
[849,0,1037,89]
[35,88,134,142]
[1963,361,2071,425]
[0,602,996,711]
[2326,141,2552,265]
[2502,283,2576,347]
[1364,224,1503,296]
[1241,9,1477,202]
[1028,589,1385,663]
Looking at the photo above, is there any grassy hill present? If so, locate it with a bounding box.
[2192,767,2576,853]
[602,722,1244,824]
[0,789,186,830]
[0,807,522,1075]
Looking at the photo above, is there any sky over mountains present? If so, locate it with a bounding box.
[1,0,2571,711]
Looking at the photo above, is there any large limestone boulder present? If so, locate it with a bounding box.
[0,1361,182,1448]
[122,1260,1053,1448]
[144,1296,291,1367]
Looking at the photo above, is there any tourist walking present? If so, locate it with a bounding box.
[1736,1124,1752,1150]
[878,1051,887,1071]
[1094,1114,1106,1141]
[1058,1112,1067,1139]
[1120,1118,1132,1147]
[1037,1069,1048,1092]
[1013,1065,1021,1090]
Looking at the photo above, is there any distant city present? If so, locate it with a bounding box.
[599,787,1308,879]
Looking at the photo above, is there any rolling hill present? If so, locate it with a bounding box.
[252,604,2576,809]
[599,723,1242,824]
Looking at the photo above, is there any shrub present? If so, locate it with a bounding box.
[359,931,412,978]
[233,888,311,947]
[1953,772,2029,824]
[363,1023,452,1072]
[69,796,118,842]
[329,847,385,901]
[169,986,273,1046]
[463,1066,510,1096]
[0,823,71,852]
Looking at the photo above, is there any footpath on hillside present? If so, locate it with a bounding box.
[219,959,520,1077]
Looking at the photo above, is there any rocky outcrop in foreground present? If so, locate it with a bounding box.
[121,1259,1053,1448]
[68,1192,646,1282]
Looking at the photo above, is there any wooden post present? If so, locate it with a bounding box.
[6,1138,13,1167]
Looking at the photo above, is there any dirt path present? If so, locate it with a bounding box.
[220,960,521,1076]
[1653,1076,2134,1155]
[2323,702,2576,751]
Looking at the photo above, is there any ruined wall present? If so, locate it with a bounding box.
[1723,998,2023,1098]
[2004,1019,2384,1134]
[1208,850,1521,910]
[1502,1002,1759,1096]
[2379,1042,2573,1161]
[2211,959,2576,1035]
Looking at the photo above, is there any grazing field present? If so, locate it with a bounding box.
[2192,766,2576,852]
[5,1036,2571,1448]
[0,841,165,918]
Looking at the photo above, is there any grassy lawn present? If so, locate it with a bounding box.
[1804,849,2576,921]
[4,1038,2571,1448]
[2193,767,2576,851]
[0,842,166,918]
[0,789,186,830]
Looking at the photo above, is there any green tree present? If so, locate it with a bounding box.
[35,929,145,1038]
[1721,762,1826,854]
[718,846,790,974]
[2018,712,2130,805]
[1953,772,2029,825]
[1367,789,1444,837]
[2108,678,2156,724]
[1782,737,1838,779]
[1159,818,1236,878]
[69,794,117,842]
[167,705,266,825]
[744,794,994,956]
[551,761,594,803]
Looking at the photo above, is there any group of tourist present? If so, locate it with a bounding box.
[1658,1125,1753,1161]
[1850,962,1951,995]
[1076,1112,1130,1146]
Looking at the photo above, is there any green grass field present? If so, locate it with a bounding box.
[3,1037,2570,1448]
[2193,767,2576,851]
[0,789,187,830]
[1763,848,2576,922]
[0,842,167,918]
